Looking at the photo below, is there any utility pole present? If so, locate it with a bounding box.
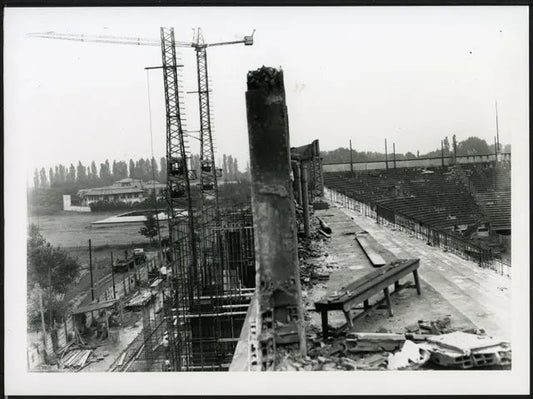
[37,284,48,349]
[384,139,389,170]
[89,239,95,302]
[393,143,397,169]
[111,251,116,299]
[48,267,53,327]
[452,134,457,164]
[495,101,500,159]
[441,140,445,167]
[349,139,354,174]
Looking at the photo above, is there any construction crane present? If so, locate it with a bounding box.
[28,27,255,371]
[28,28,254,233]
[27,27,254,256]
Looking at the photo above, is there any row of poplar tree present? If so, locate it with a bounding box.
[33,154,248,189]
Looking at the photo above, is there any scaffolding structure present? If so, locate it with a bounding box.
[162,205,255,371]
[131,28,256,372]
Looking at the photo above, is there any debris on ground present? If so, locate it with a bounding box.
[346,332,406,352]
[424,331,511,369]
[316,217,332,235]
[59,348,94,369]
[387,340,430,370]
[312,200,330,210]
[124,289,154,310]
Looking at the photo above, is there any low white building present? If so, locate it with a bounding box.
[78,178,166,206]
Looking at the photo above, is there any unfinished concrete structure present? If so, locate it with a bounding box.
[246,66,307,369]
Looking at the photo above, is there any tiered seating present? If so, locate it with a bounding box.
[459,164,511,230]
[323,167,485,231]
[475,191,511,230]
[461,164,511,193]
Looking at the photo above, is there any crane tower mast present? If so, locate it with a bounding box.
[160,27,197,370]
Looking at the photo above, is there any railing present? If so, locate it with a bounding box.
[491,258,512,278]
[325,187,511,277]
[322,152,511,173]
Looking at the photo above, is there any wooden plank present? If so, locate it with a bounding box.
[355,234,387,266]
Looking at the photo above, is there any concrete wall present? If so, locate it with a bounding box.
[323,153,511,173]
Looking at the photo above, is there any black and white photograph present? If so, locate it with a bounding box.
[3,4,529,396]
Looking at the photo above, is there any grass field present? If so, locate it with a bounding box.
[28,211,168,249]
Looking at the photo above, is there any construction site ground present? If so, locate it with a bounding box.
[29,306,144,372]
[78,310,144,372]
[278,200,511,371]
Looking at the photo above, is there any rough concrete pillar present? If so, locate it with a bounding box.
[291,160,302,205]
[301,162,310,238]
[246,66,307,370]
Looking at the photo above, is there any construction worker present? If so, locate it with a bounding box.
[162,359,172,371]
[96,311,108,340]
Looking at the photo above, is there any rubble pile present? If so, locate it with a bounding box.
[297,211,333,288]
[275,314,511,371]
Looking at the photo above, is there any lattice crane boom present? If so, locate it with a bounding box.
[27,31,188,47]
[192,27,254,224]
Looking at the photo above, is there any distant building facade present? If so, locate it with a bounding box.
[78,178,166,206]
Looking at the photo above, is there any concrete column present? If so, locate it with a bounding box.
[245,66,307,370]
[301,162,310,238]
[292,160,302,205]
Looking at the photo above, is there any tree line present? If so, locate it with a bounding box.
[321,136,511,164]
[29,154,250,215]
[33,157,166,190]
[33,154,250,190]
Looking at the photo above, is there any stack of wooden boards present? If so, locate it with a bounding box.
[60,348,93,369]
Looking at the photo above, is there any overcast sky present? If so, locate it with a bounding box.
[4,6,528,181]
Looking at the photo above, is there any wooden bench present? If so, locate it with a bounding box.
[314,259,421,339]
